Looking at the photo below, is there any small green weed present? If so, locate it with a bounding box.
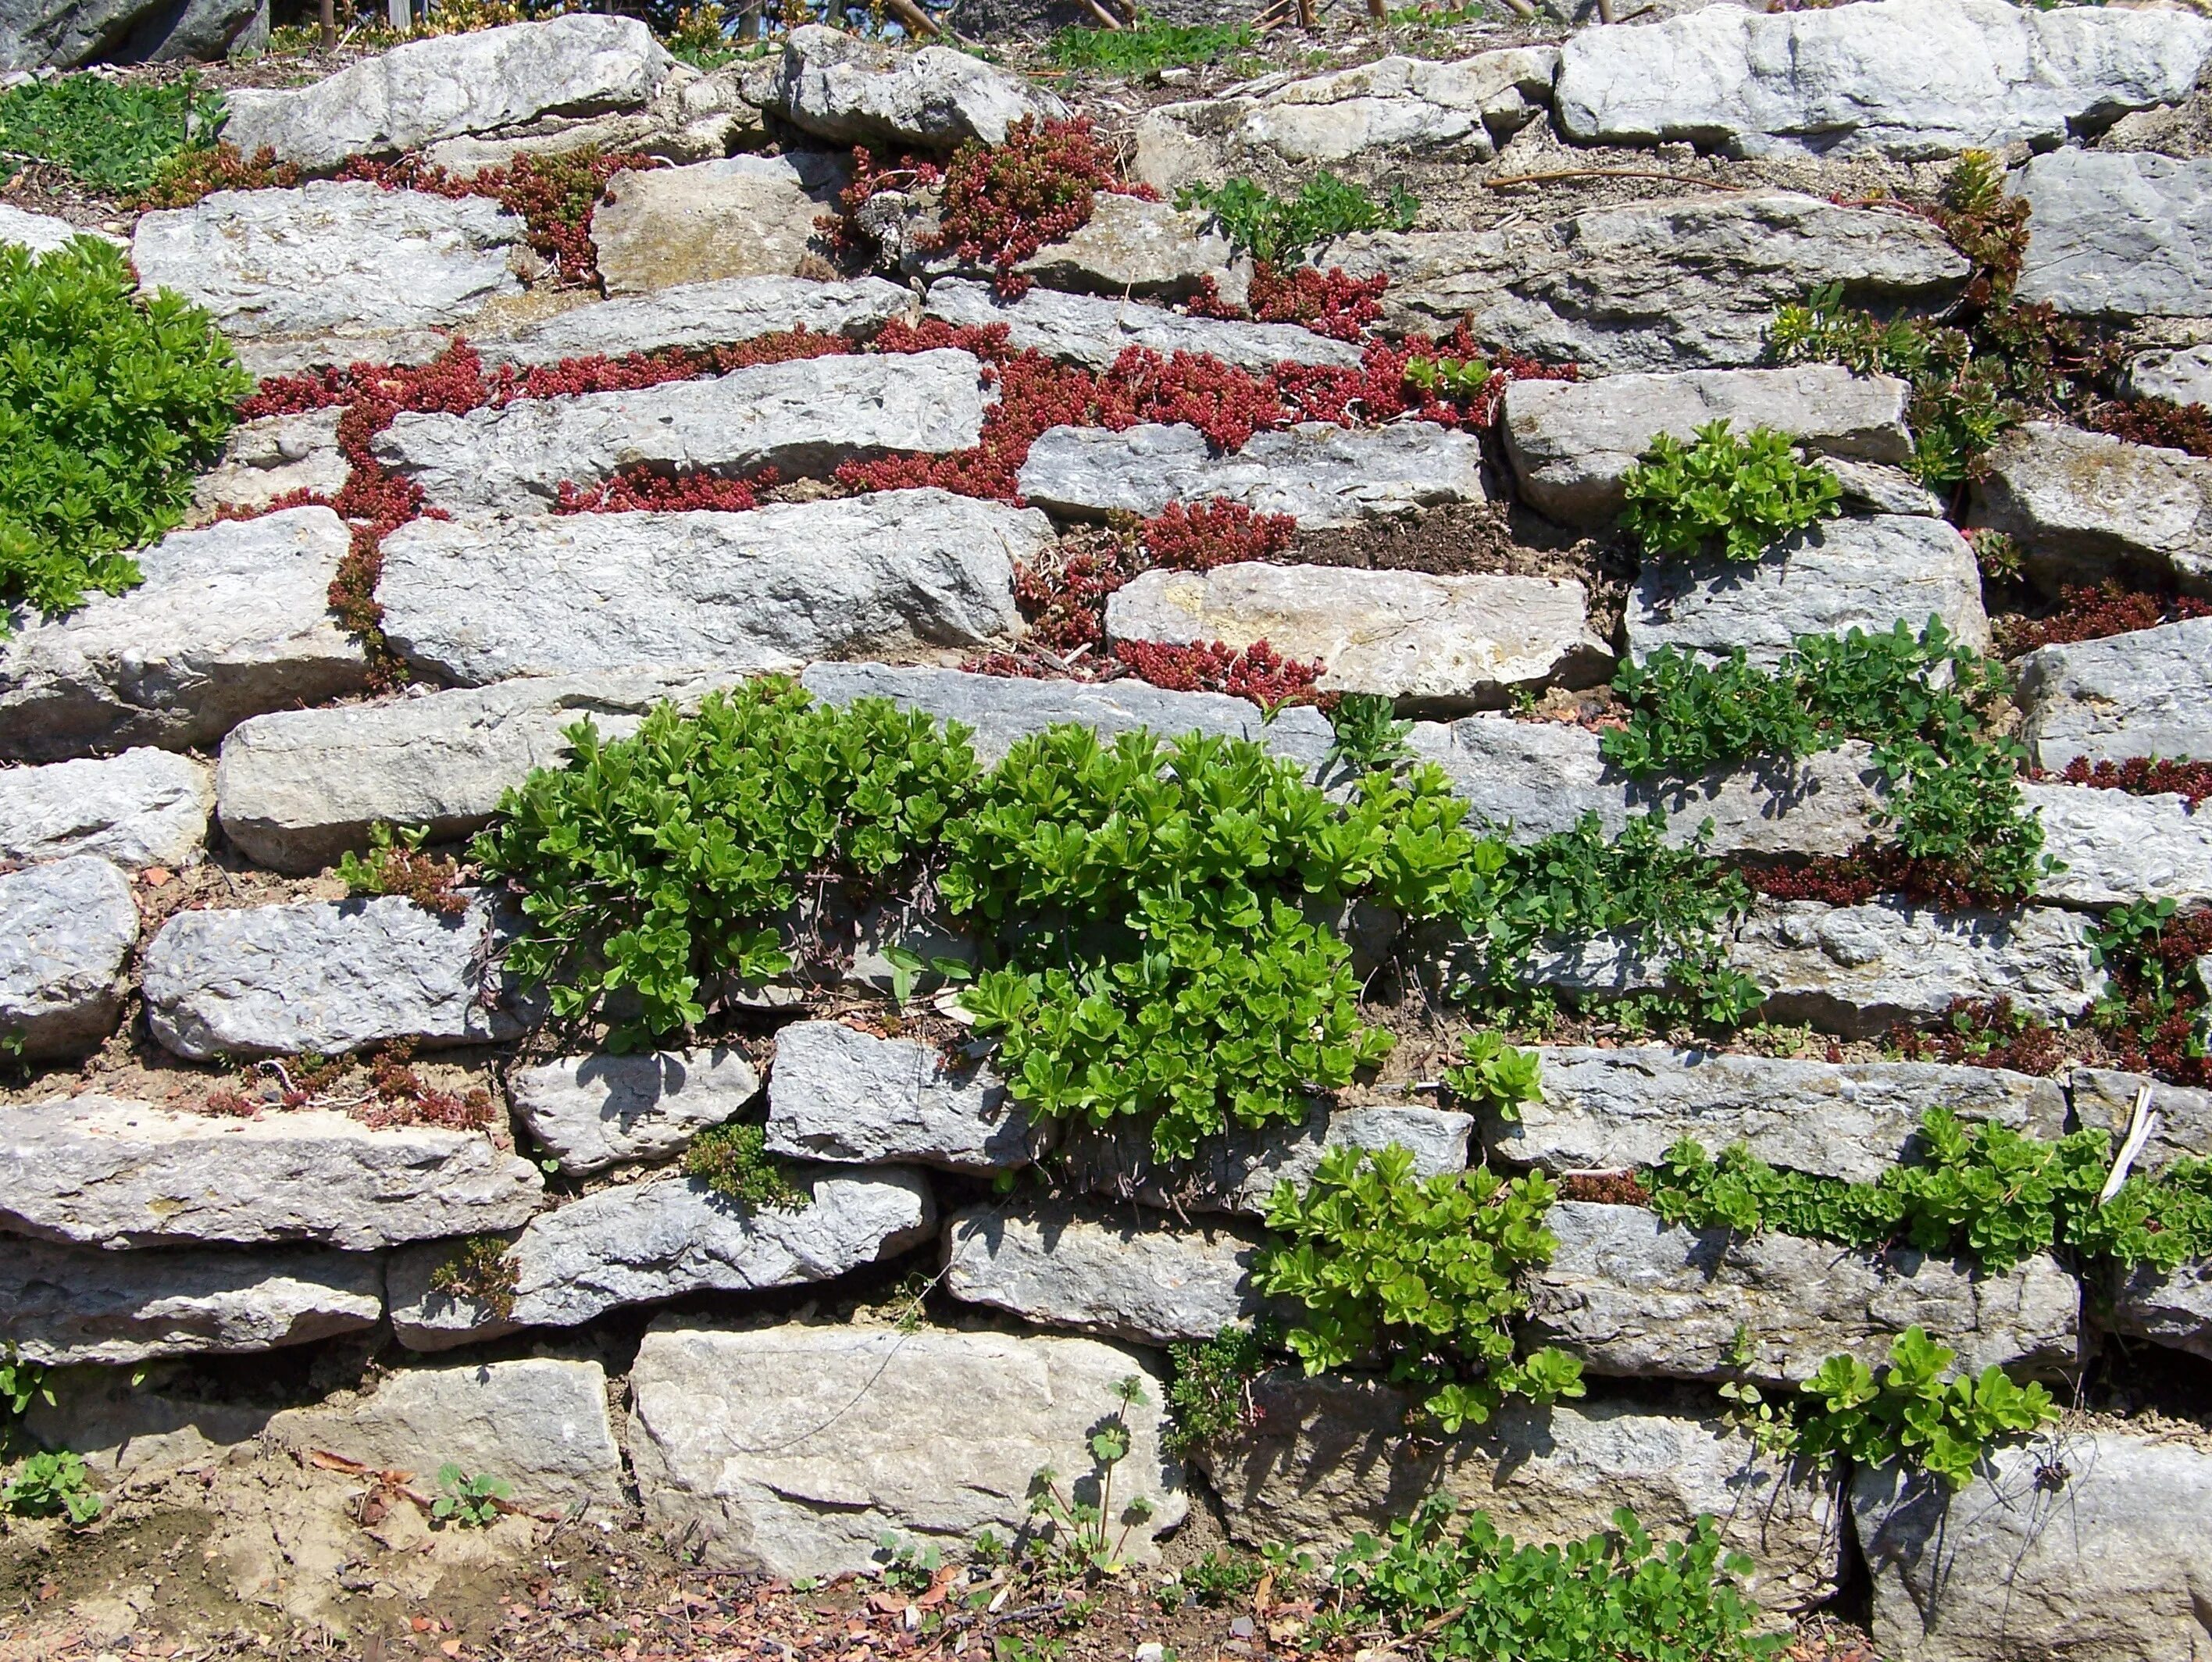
[1326,691,1413,771]
[426,1234,520,1320]
[680,1122,806,1211]
[2,1450,102,1525]
[1175,1549,1265,1607]
[1619,420,1843,565]
[1402,355,1492,400]
[431,1463,509,1528]
[0,74,222,194]
[1026,1375,1157,1575]
[1794,1327,2055,1489]
[1176,172,1416,266]
[875,1530,944,1592]
[1163,1325,1268,1457]
[1046,16,1254,72]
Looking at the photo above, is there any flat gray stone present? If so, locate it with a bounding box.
[943,1200,1272,1344]
[385,1168,934,1350]
[132,186,525,374]
[266,1357,623,1511]
[2021,781,2212,908]
[412,57,764,174]
[1528,1201,2079,1386]
[378,349,989,518]
[216,671,730,875]
[475,276,913,367]
[2017,148,2212,320]
[221,16,674,173]
[1106,563,1605,708]
[0,202,113,254]
[1197,1378,1841,1611]
[924,277,1361,374]
[1556,0,2212,160]
[380,491,1043,686]
[1728,900,2107,1037]
[765,1021,1042,1172]
[1503,367,1914,529]
[141,892,533,1061]
[2125,344,2212,407]
[191,410,348,519]
[1627,515,1989,668]
[1318,194,1967,375]
[0,1236,383,1367]
[589,153,848,295]
[1404,717,1886,854]
[0,507,366,764]
[763,24,1069,148]
[0,857,137,1058]
[0,1097,542,1250]
[1852,1432,2212,1662]
[2016,616,2212,769]
[2066,1068,2212,1180]
[1971,421,2212,594]
[1497,1047,2069,1183]
[511,1047,762,1176]
[1016,420,1487,527]
[797,661,1340,773]
[629,1321,1183,1576]
[0,749,209,871]
[2110,1258,2212,1363]
[1059,1101,1473,1217]
[1016,194,1236,301]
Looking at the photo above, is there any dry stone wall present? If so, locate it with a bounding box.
[7,8,2212,1657]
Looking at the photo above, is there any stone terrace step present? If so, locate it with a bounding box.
[2017,616,2212,769]
[376,349,990,518]
[0,749,209,872]
[0,857,138,1059]
[473,276,914,367]
[923,276,1362,373]
[378,492,1044,686]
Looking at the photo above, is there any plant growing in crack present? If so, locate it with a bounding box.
[1025,1375,1158,1575]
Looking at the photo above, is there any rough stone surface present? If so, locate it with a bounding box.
[1015,194,1236,301]
[377,349,988,517]
[385,1168,934,1350]
[765,1021,1042,1172]
[510,1047,762,1176]
[0,1237,384,1367]
[0,1097,542,1250]
[1016,421,1487,527]
[2016,148,2212,319]
[476,276,912,366]
[2067,1068,2212,1179]
[2125,343,2212,407]
[925,277,1362,373]
[1318,194,1967,374]
[2017,615,2212,768]
[943,1200,1272,1344]
[2,0,261,71]
[1059,1103,1473,1216]
[414,58,764,173]
[1405,717,1886,854]
[1107,563,1606,708]
[1727,901,2107,1037]
[1200,1378,1841,1611]
[1555,0,2212,159]
[2021,781,2212,908]
[222,16,674,173]
[0,857,137,1059]
[0,749,209,870]
[798,662,1340,774]
[379,492,1042,686]
[1971,421,2212,594]
[629,1322,1183,1576]
[266,1358,623,1511]
[764,24,1069,147]
[141,892,532,1061]
[1503,368,1914,528]
[1626,515,1989,668]
[1497,1047,2068,1182]
[0,202,106,253]
[590,153,849,294]
[2110,1258,2212,1362]
[191,409,349,518]
[131,186,524,373]
[1851,1432,2212,1662]
[1528,1202,2080,1385]
[0,507,366,764]
[216,671,729,874]
[1133,48,1556,185]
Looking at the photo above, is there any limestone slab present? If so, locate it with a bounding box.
[2125,344,2212,407]
[763,24,1068,148]
[1017,420,1486,527]
[0,1097,542,1250]
[2065,1068,2212,1179]
[2016,148,2212,320]
[0,507,366,763]
[765,1021,1041,1172]
[0,857,137,1058]
[191,409,348,518]
[2016,615,2212,769]
[1016,194,1236,301]
[590,153,850,294]
[511,1047,762,1176]
[475,275,912,366]
[924,277,1361,374]
[379,492,1043,685]
[1107,562,1605,708]
[2109,1258,2212,1363]
[2020,781,2212,908]
[628,1321,1183,1576]
[0,202,112,254]
[0,749,209,871]
[1971,420,2212,594]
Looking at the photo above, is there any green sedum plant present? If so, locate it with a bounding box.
[1440,1032,1542,1120]
[1619,420,1843,565]
[681,1121,807,1211]
[2,1450,102,1525]
[1163,1325,1269,1457]
[0,237,248,633]
[1256,1144,1584,1432]
[1793,1327,2056,1490]
[1176,171,1416,266]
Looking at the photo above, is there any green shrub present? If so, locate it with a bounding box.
[1793,1327,2056,1490]
[1163,1325,1269,1457]
[1618,420,1843,565]
[1334,1500,1781,1662]
[1256,1144,1584,1432]
[1176,172,1416,266]
[0,237,248,633]
[681,1122,806,1211]
[2,1449,102,1525]
[1046,16,1255,72]
[0,73,223,194]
